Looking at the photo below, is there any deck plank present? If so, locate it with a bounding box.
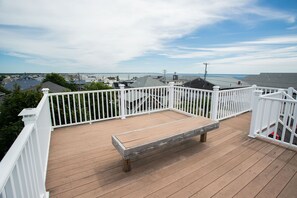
[45,111,297,198]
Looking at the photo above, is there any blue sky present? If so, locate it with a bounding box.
[0,0,297,74]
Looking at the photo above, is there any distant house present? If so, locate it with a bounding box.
[244,73,297,90]
[183,77,249,90]
[129,76,165,88]
[4,76,40,91]
[26,81,69,93]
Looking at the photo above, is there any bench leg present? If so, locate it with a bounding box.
[200,133,207,142]
[123,159,131,172]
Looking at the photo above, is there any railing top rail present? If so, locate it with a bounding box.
[173,86,213,93]
[261,91,284,98]
[218,86,253,93]
[126,86,169,90]
[48,88,119,96]
[256,86,285,90]
[259,96,297,103]
[0,123,35,192]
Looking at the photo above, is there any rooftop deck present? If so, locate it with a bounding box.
[46,111,297,198]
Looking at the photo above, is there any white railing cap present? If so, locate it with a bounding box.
[42,88,50,94]
[18,108,37,117]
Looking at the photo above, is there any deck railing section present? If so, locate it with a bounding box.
[48,84,284,127]
[48,89,121,128]
[256,86,281,94]
[216,86,254,120]
[173,86,212,118]
[124,86,169,117]
[0,89,51,198]
[249,89,297,149]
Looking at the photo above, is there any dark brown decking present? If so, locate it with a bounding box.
[46,111,297,198]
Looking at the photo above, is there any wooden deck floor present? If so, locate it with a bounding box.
[46,111,297,198]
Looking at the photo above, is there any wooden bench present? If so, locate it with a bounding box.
[112,116,219,172]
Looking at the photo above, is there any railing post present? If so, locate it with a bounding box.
[249,90,263,138]
[168,82,174,109]
[42,88,49,95]
[211,86,220,120]
[119,84,126,119]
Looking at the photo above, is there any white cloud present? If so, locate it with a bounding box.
[167,35,297,73]
[0,0,295,71]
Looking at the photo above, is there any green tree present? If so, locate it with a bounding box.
[0,85,10,94]
[0,88,42,160]
[84,82,112,90]
[43,73,77,91]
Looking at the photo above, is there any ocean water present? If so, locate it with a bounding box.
[85,73,249,81]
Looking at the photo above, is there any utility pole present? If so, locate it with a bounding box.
[163,69,167,84]
[203,63,208,81]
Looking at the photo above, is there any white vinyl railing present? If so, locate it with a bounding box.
[124,86,169,117]
[0,83,292,197]
[48,89,121,128]
[48,84,285,127]
[249,90,297,149]
[48,85,170,128]
[257,86,281,94]
[173,86,212,118]
[216,86,254,120]
[0,89,51,198]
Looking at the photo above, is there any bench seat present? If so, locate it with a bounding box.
[112,116,219,172]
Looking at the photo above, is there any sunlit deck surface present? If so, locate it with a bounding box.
[46,111,297,198]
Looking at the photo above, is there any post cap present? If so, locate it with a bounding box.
[252,84,257,88]
[18,108,37,117]
[119,84,125,88]
[213,86,220,91]
[42,88,49,94]
[169,82,174,86]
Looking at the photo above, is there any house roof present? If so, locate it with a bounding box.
[244,73,297,90]
[205,77,249,89]
[129,76,165,88]
[184,77,249,90]
[26,81,69,93]
[4,77,40,91]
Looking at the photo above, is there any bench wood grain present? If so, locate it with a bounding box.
[112,116,219,172]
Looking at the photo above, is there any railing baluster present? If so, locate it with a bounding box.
[50,96,56,126]
[78,93,82,122]
[73,94,77,123]
[83,93,87,122]
[68,94,72,124]
[109,91,113,117]
[24,145,38,197]
[93,92,96,120]
[101,92,105,119]
[97,92,101,119]
[62,95,67,124]
[114,91,118,117]
[21,152,34,198]
[56,95,61,125]
[88,93,92,121]
[15,164,24,198]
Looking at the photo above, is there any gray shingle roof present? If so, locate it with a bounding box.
[244,73,297,90]
[26,81,69,93]
[205,77,249,89]
[4,78,40,91]
[129,76,165,88]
